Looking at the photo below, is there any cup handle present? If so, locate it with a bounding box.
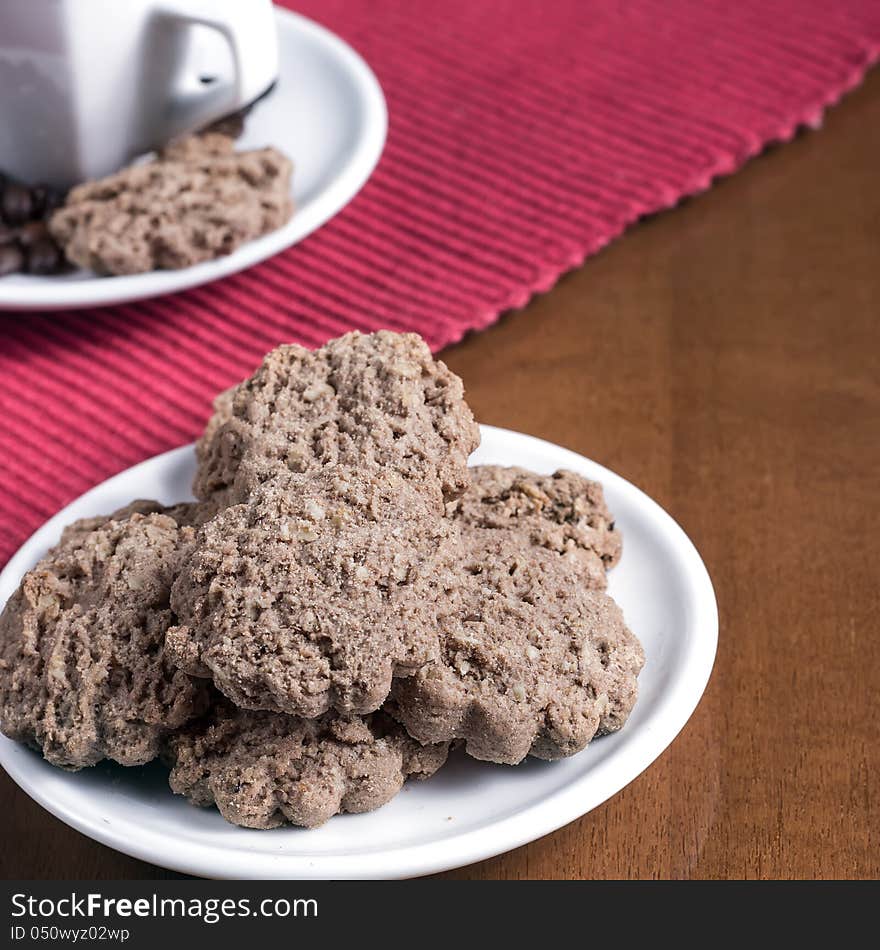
[152,0,278,138]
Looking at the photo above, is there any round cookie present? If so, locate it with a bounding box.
[0,505,210,770]
[391,528,644,765]
[49,133,293,276]
[167,471,459,718]
[448,466,621,589]
[167,700,449,829]
[193,331,480,508]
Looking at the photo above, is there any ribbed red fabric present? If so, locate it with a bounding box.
[2,0,879,565]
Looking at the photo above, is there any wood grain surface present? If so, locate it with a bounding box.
[3,68,878,882]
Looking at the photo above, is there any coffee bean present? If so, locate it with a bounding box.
[31,184,65,217]
[18,220,50,246]
[25,239,61,275]
[0,171,67,275]
[30,185,48,218]
[0,243,24,276]
[1,182,33,225]
[47,188,66,213]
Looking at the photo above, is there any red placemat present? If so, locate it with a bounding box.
[2,0,879,565]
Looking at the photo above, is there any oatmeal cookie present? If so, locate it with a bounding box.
[58,498,215,549]
[0,506,210,769]
[167,471,459,717]
[391,528,643,764]
[449,466,621,589]
[49,133,292,275]
[167,700,448,829]
[192,331,480,508]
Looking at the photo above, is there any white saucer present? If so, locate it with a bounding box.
[0,8,387,312]
[0,426,718,879]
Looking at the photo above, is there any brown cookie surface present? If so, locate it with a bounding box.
[193,331,480,508]
[167,700,449,829]
[448,466,621,588]
[58,499,215,549]
[0,505,210,769]
[391,528,643,765]
[168,471,459,717]
[49,133,293,275]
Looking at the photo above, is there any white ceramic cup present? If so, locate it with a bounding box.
[0,0,279,188]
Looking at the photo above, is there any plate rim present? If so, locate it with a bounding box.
[0,7,388,312]
[0,426,718,878]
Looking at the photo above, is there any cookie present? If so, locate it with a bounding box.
[49,133,293,275]
[391,528,644,764]
[167,471,459,717]
[58,498,215,549]
[197,386,235,457]
[167,700,449,829]
[449,466,621,589]
[0,506,210,769]
[192,331,480,508]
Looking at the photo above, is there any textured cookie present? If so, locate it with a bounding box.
[0,506,210,769]
[198,386,235,456]
[58,498,215,549]
[49,133,292,275]
[168,470,459,717]
[167,700,449,829]
[449,466,621,589]
[391,528,644,764]
[193,331,480,508]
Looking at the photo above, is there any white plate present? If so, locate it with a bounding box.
[0,426,717,879]
[0,8,386,312]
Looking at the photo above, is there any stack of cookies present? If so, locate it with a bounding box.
[0,331,644,829]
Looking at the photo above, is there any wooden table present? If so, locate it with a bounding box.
[4,69,878,882]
